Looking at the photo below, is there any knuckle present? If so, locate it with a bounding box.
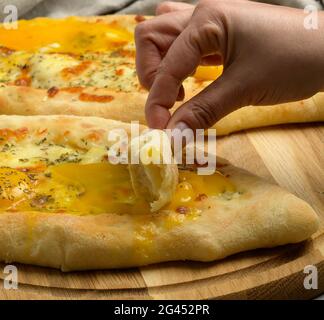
[187,22,222,56]
[197,0,225,11]
[188,99,219,128]
[201,22,222,44]
[196,0,213,9]
[155,1,173,14]
[134,21,151,40]
[195,0,228,25]
[155,61,165,75]
[156,61,182,84]
[141,70,156,89]
[156,60,169,75]
[230,80,250,107]
[187,26,201,47]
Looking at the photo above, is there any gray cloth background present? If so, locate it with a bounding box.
[0,0,322,20]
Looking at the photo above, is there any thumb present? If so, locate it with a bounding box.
[166,68,249,131]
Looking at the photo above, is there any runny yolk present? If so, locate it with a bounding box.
[166,169,235,213]
[0,164,235,215]
[0,17,133,53]
[193,65,223,81]
[0,164,149,214]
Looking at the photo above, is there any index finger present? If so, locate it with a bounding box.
[145,20,225,129]
[135,9,192,90]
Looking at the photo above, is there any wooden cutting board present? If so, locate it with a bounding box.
[0,123,323,300]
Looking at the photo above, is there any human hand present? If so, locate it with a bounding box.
[135,0,324,130]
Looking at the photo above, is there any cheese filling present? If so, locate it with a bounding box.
[0,163,235,215]
[0,125,236,216]
[0,17,133,53]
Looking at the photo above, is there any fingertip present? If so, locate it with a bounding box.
[166,102,191,131]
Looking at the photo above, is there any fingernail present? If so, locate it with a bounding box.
[174,121,190,132]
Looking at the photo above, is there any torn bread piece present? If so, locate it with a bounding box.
[128,130,179,212]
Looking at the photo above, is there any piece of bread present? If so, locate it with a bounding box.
[128,129,178,212]
[0,115,318,271]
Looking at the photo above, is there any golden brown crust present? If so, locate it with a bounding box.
[0,115,319,271]
[0,82,205,125]
[0,85,148,124]
[0,114,146,145]
[213,95,324,135]
[1,82,323,137]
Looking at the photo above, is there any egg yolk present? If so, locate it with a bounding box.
[0,163,235,215]
[0,17,133,54]
[194,65,223,81]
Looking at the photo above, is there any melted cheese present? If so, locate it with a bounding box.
[0,164,146,214]
[132,169,235,260]
[166,170,235,212]
[0,50,138,91]
[0,127,236,216]
[0,17,133,54]
[0,51,31,83]
[0,138,106,168]
[0,163,235,215]
[28,53,138,90]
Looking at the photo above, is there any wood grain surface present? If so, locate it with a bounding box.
[0,122,323,300]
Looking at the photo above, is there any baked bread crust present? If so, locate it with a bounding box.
[214,95,324,135]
